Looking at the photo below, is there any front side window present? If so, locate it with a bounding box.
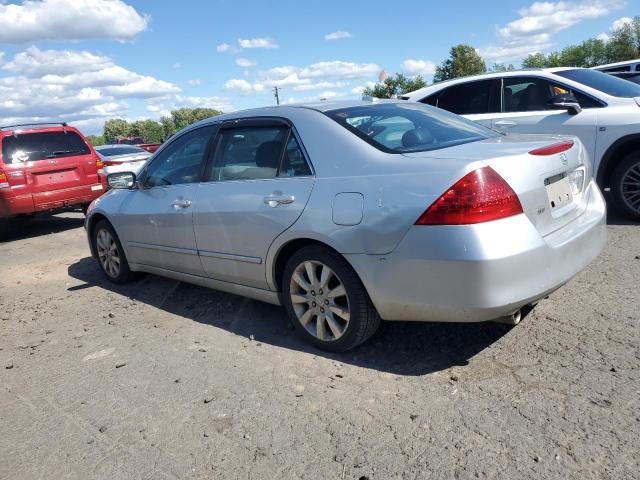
[143,125,215,187]
[207,125,311,181]
[425,79,497,115]
[553,68,640,98]
[326,103,498,153]
[503,76,602,112]
[1,130,90,164]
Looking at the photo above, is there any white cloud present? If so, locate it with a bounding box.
[401,59,436,77]
[187,79,201,87]
[238,37,278,49]
[325,31,352,41]
[235,58,256,67]
[351,81,376,94]
[224,60,379,96]
[0,0,148,43]
[173,95,235,112]
[479,0,626,62]
[611,16,633,30]
[0,46,179,129]
[216,42,233,53]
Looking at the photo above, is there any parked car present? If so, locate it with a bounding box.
[1,123,105,237]
[402,68,640,220]
[85,101,606,351]
[592,59,640,74]
[95,145,151,177]
[109,136,161,153]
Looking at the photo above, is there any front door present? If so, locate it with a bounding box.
[488,76,600,160]
[117,124,216,275]
[193,121,315,290]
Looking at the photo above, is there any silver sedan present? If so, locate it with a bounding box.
[85,101,606,351]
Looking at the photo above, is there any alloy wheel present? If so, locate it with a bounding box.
[621,162,640,214]
[96,228,121,278]
[289,260,350,342]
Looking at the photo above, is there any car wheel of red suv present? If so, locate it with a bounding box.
[93,220,134,284]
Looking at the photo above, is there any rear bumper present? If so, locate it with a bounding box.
[346,181,607,322]
[0,183,104,218]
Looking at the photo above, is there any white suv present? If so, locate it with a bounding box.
[403,68,640,219]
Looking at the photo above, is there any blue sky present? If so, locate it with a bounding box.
[0,0,637,134]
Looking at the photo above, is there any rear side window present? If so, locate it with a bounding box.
[326,102,498,153]
[1,131,90,164]
[554,69,640,98]
[424,80,497,115]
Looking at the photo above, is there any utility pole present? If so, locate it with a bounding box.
[273,86,280,106]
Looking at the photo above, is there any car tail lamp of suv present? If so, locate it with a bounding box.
[415,167,523,225]
[0,169,8,189]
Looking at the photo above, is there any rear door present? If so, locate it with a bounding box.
[420,79,500,128]
[193,119,315,290]
[0,129,101,205]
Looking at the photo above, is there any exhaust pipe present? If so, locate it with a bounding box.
[494,309,522,326]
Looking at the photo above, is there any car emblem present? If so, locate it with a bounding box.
[48,159,57,165]
[560,153,568,165]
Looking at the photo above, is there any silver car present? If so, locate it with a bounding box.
[85,101,606,351]
[94,144,151,177]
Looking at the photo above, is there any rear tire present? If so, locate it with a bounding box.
[282,245,380,352]
[0,219,10,241]
[611,151,640,221]
[92,220,134,284]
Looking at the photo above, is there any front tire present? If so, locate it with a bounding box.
[611,152,640,221]
[282,245,380,352]
[92,220,134,284]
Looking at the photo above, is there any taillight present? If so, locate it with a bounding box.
[528,140,573,156]
[0,169,9,189]
[415,166,523,225]
[103,160,123,167]
[95,157,104,175]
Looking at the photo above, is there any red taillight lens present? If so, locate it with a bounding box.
[0,169,8,189]
[103,160,122,167]
[415,166,523,225]
[528,140,573,156]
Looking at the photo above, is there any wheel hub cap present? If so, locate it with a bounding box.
[96,228,121,278]
[289,260,350,342]
[621,162,640,214]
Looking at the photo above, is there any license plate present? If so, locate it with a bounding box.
[546,176,573,209]
[91,185,103,191]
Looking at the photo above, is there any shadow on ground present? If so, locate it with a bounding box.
[68,256,512,376]
[1,213,85,243]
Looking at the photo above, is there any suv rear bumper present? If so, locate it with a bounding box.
[345,181,607,322]
[0,183,104,218]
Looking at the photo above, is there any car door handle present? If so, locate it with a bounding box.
[263,194,295,207]
[171,199,192,209]
[494,120,517,128]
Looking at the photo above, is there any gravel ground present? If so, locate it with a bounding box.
[0,212,638,480]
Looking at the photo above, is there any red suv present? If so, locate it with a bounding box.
[0,123,105,236]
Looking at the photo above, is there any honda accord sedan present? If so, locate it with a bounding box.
[85,101,606,351]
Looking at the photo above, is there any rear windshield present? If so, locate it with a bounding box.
[96,146,146,156]
[2,131,90,164]
[325,102,498,153]
[554,69,640,97]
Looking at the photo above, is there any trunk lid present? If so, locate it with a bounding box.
[404,134,591,236]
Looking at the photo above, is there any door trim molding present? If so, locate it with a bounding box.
[198,249,262,264]
[127,241,199,256]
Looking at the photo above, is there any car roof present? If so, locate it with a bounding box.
[95,144,145,150]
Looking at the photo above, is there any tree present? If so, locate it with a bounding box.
[362,73,427,99]
[489,63,516,72]
[433,44,486,83]
[129,119,164,143]
[159,108,223,138]
[606,17,640,62]
[85,134,106,146]
[103,119,130,141]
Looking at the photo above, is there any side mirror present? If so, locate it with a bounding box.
[107,171,136,189]
[547,94,582,115]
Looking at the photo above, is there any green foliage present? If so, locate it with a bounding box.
[102,108,223,143]
[362,73,427,99]
[433,44,486,83]
[85,134,106,146]
[522,16,640,68]
[489,63,516,72]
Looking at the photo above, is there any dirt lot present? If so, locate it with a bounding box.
[0,212,639,480]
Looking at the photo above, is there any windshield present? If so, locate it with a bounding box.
[1,131,90,164]
[96,146,146,156]
[325,102,498,153]
[554,69,640,97]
